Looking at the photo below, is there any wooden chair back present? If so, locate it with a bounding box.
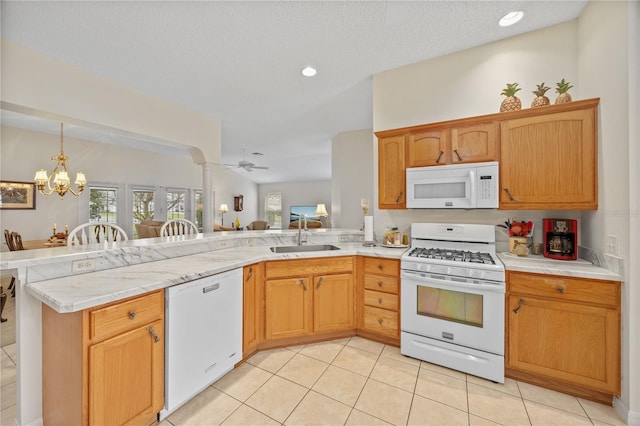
[67,223,129,246]
[4,229,25,251]
[160,219,198,237]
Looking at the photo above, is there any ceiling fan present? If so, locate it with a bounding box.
[224,149,269,172]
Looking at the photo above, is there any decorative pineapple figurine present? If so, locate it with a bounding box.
[555,78,573,104]
[234,215,241,229]
[531,82,551,108]
[500,83,522,112]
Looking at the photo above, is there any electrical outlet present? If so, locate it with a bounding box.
[607,235,618,255]
[219,240,227,248]
[72,259,96,272]
[339,235,349,242]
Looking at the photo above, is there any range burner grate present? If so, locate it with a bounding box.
[407,247,496,265]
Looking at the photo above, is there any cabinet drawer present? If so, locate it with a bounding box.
[364,274,399,294]
[363,306,399,337]
[266,256,353,278]
[364,289,398,311]
[89,290,164,341]
[508,272,619,307]
[363,257,399,277]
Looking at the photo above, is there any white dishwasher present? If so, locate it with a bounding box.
[162,268,242,417]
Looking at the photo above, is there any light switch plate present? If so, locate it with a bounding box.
[72,259,96,272]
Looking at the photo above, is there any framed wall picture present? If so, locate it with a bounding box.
[234,195,243,211]
[0,181,36,210]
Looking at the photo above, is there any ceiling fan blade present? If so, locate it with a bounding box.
[251,166,269,170]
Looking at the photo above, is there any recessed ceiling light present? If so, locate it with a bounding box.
[301,66,317,77]
[499,11,524,27]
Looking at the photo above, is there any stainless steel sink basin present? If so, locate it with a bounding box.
[270,244,341,253]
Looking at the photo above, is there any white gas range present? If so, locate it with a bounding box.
[400,223,506,383]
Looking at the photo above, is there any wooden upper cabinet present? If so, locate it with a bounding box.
[500,102,598,210]
[451,122,499,164]
[378,136,406,209]
[406,130,450,167]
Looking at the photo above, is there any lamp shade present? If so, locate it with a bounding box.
[315,203,328,216]
[219,203,229,213]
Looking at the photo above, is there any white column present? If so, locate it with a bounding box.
[201,162,215,233]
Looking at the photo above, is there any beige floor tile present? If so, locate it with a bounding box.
[466,374,521,397]
[345,409,392,425]
[245,375,308,423]
[286,344,306,353]
[468,414,502,425]
[299,340,345,364]
[578,398,627,426]
[347,336,385,355]
[370,356,419,392]
[332,346,378,377]
[166,387,241,426]
[414,367,468,412]
[0,404,16,426]
[332,337,352,345]
[277,353,329,388]
[354,379,413,425]
[1,350,16,387]
[0,381,16,410]
[517,381,586,416]
[408,394,469,426]
[420,361,467,381]
[525,400,592,425]
[467,383,530,426]
[284,390,351,425]
[3,344,16,364]
[213,362,273,401]
[222,404,280,425]
[380,345,421,366]
[247,347,296,373]
[158,419,173,426]
[312,365,367,407]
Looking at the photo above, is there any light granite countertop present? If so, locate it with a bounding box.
[497,252,622,281]
[26,242,408,314]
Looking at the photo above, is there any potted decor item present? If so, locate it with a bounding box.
[531,82,551,108]
[499,219,534,255]
[555,78,573,104]
[500,82,522,112]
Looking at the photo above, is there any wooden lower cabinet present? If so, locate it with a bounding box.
[357,257,400,344]
[264,257,354,342]
[506,271,620,403]
[243,263,263,357]
[43,290,165,426]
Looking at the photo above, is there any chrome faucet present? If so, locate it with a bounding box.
[297,214,308,245]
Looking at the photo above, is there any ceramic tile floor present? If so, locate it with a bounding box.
[160,336,627,426]
[0,295,627,426]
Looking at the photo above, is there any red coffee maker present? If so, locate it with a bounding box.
[543,218,578,260]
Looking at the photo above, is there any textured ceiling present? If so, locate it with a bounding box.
[0,1,588,184]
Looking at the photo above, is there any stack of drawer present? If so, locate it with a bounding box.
[362,257,400,338]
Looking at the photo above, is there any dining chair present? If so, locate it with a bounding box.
[160,219,198,237]
[246,220,270,230]
[67,223,129,246]
[3,230,24,299]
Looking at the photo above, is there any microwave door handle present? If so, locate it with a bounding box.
[468,169,476,206]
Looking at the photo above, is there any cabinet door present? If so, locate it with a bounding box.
[451,122,499,163]
[507,295,619,394]
[378,136,406,209]
[313,273,354,333]
[89,319,164,426]
[243,263,262,355]
[265,277,313,340]
[500,108,597,209]
[406,130,449,167]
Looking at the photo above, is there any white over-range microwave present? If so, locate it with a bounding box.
[406,161,499,209]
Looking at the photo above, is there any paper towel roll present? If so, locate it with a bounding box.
[364,216,374,242]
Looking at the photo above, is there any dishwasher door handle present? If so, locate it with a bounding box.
[203,283,220,293]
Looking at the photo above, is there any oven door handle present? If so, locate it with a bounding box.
[401,270,504,293]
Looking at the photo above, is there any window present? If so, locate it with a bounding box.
[166,190,186,220]
[194,190,203,232]
[133,189,155,238]
[265,192,282,229]
[89,186,118,223]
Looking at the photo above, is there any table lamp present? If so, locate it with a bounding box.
[219,204,229,226]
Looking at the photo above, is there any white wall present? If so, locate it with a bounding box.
[258,180,331,228]
[211,165,259,229]
[331,129,374,229]
[578,1,639,420]
[0,125,258,241]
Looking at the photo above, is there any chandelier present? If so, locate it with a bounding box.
[34,123,87,198]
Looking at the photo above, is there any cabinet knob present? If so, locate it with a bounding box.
[378,298,383,304]
[377,281,383,288]
[147,326,160,343]
[557,286,565,294]
[377,318,383,325]
[129,311,136,320]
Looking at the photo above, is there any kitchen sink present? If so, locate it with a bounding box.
[270,244,341,253]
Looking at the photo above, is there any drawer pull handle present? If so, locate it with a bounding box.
[245,267,253,282]
[454,149,462,161]
[377,318,383,325]
[203,283,220,293]
[147,326,160,343]
[316,277,324,290]
[395,191,403,203]
[299,279,307,291]
[435,150,444,163]
[378,281,383,288]
[557,287,565,294]
[378,298,383,304]
[513,298,525,314]
[504,188,515,201]
[129,311,136,320]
